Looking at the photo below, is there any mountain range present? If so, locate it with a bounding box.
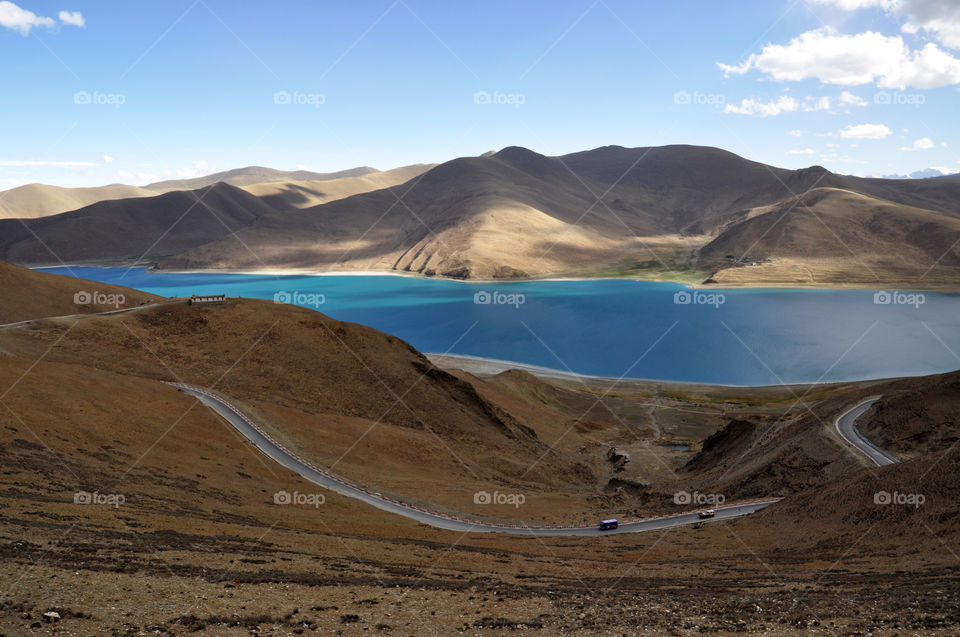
[0,165,419,220]
[1,145,958,287]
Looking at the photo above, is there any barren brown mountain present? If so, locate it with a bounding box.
[143,165,379,193]
[699,187,960,287]
[0,165,431,220]
[239,163,436,210]
[0,182,157,219]
[1,145,959,287]
[0,296,603,514]
[158,145,960,286]
[0,183,278,265]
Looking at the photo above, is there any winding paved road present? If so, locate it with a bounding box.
[0,300,172,330]
[171,383,779,536]
[834,396,898,467]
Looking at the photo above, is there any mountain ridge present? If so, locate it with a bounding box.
[1,145,958,287]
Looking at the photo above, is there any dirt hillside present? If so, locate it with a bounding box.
[0,261,161,323]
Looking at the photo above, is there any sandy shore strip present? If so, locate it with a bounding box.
[28,264,959,292]
[139,268,960,292]
[152,267,672,285]
[426,353,611,382]
[148,267,959,291]
[423,352,876,391]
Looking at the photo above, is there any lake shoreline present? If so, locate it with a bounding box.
[425,352,910,390]
[153,266,960,292]
[27,262,960,292]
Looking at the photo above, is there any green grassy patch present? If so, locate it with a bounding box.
[577,259,710,284]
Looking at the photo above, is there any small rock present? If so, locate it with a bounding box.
[43,611,61,623]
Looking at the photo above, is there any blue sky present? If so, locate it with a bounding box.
[1,0,959,188]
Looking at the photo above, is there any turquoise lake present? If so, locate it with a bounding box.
[40,266,960,386]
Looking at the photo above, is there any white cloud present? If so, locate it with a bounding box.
[900,136,935,150]
[117,170,158,183]
[117,169,162,184]
[899,1,960,50]
[812,0,960,50]
[0,1,55,34]
[0,159,96,166]
[174,159,211,178]
[839,123,893,139]
[102,154,114,164]
[725,93,864,117]
[881,166,953,178]
[787,148,817,155]
[724,96,798,116]
[803,96,833,111]
[58,10,84,28]
[0,3,84,34]
[789,129,803,137]
[838,91,868,106]
[818,152,868,164]
[810,0,894,10]
[718,27,960,89]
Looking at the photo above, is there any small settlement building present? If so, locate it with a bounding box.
[188,294,226,305]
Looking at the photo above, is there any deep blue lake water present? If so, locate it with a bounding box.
[40,266,960,386]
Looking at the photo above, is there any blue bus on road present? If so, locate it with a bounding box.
[599,519,618,530]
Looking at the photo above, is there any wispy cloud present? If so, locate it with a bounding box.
[0,2,85,34]
[0,1,55,34]
[0,159,98,167]
[839,123,893,139]
[58,10,85,28]
[724,96,798,117]
[900,136,935,150]
[811,0,960,50]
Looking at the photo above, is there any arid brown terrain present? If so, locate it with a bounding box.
[151,145,960,287]
[1,146,958,288]
[0,261,160,324]
[0,166,395,220]
[0,266,958,635]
